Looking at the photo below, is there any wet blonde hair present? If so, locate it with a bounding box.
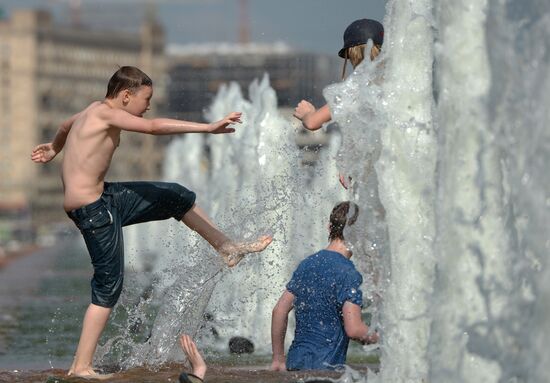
[341,43,382,79]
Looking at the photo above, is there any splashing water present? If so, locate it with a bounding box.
[92,0,550,381]
[328,0,550,381]
[96,74,350,368]
[197,74,349,350]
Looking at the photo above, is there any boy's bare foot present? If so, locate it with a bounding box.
[179,334,207,380]
[219,235,273,267]
[67,367,114,380]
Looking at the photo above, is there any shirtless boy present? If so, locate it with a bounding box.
[31,66,272,379]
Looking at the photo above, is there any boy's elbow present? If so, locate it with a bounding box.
[148,119,161,135]
[302,119,321,131]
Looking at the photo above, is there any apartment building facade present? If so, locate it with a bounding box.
[0,9,167,231]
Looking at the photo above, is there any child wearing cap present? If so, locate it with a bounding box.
[293,19,384,132]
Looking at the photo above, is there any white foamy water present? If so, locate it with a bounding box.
[200,75,349,350]
[101,74,349,367]
[325,0,437,381]
[324,0,549,381]
[94,0,550,381]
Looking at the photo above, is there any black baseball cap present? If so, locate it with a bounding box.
[338,19,384,58]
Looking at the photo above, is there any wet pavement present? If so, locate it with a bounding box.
[0,239,377,382]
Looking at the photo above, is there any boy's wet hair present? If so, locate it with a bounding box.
[329,201,359,241]
[105,66,152,99]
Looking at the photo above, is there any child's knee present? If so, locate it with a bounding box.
[91,276,124,308]
[167,183,194,200]
[164,183,196,220]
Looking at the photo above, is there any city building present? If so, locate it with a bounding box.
[165,43,336,170]
[0,9,167,233]
[166,43,340,122]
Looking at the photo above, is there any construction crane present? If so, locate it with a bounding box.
[239,0,250,44]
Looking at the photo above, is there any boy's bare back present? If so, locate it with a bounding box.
[62,101,122,211]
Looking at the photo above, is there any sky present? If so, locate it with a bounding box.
[0,0,387,55]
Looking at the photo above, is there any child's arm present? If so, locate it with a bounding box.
[31,111,81,163]
[271,290,294,371]
[293,101,332,131]
[342,301,379,344]
[105,109,242,135]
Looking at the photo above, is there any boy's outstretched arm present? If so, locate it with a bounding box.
[293,101,332,131]
[105,109,242,135]
[271,290,294,371]
[31,110,83,163]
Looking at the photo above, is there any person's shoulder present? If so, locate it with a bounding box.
[91,101,128,124]
[317,248,339,256]
[332,254,360,275]
[82,101,108,117]
[344,257,360,273]
[319,249,348,263]
[293,250,322,271]
[303,249,329,263]
[80,102,117,131]
[295,254,313,269]
[85,100,103,110]
[344,262,362,284]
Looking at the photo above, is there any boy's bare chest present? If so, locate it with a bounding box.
[108,130,121,148]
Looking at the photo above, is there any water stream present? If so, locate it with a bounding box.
[90,0,550,381]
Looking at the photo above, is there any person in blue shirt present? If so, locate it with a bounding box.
[270,201,379,371]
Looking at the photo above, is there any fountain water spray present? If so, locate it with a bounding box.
[95,1,550,381]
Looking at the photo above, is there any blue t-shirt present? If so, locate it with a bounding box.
[285,249,363,370]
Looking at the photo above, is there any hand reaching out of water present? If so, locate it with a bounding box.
[179,334,207,381]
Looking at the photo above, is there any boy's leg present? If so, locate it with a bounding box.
[66,188,125,378]
[68,304,113,379]
[114,182,272,267]
[182,204,272,267]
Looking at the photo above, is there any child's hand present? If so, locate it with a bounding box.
[270,357,286,371]
[31,143,57,163]
[208,112,242,134]
[366,331,380,344]
[293,100,315,121]
[179,334,207,379]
